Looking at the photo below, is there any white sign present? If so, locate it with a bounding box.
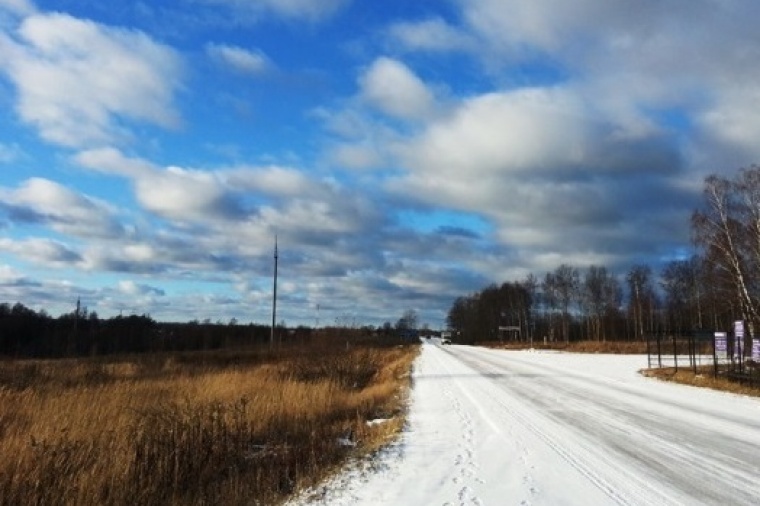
[715,331,728,361]
[734,320,745,360]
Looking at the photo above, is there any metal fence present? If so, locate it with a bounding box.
[646,330,760,387]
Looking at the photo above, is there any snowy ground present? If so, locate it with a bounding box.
[289,340,760,506]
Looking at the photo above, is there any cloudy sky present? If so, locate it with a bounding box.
[1,0,759,327]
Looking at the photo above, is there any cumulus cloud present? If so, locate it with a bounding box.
[206,43,269,75]
[359,57,435,121]
[258,190,382,247]
[74,147,153,177]
[75,148,383,249]
[1,12,183,148]
[381,81,691,274]
[136,166,240,222]
[387,17,473,52]
[0,177,124,238]
[76,149,239,222]
[0,0,35,20]
[458,0,760,161]
[398,88,589,178]
[223,165,313,196]
[327,143,383,170]
[0,264,35,286]
[0,237,82,266]
[118,280,165,296]
[197,0,349,23]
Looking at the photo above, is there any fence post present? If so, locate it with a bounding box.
[657,333,662,368]
[690,333,697,375]
[713,332,718,379]
[672,334,678,373]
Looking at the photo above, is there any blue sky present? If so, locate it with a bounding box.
[1,0,759,327]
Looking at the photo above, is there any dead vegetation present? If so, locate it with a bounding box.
[641,366,760,398]
[481,340,649,354]
[0,335,418,506]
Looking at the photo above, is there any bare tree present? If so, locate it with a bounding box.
[396,309,419,330]
[554,264,579,343]
[541,272,559,342]
[626,264,655,340]
[693,171,760,334]
[583,266,622,341]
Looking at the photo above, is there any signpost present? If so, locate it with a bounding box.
[734,320,744,361]
[714,332,728,360]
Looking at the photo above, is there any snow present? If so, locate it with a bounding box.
[289,340,760,505]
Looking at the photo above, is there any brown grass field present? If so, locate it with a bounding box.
[0,335,418,506]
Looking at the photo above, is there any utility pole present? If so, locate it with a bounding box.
[271,235,278,348]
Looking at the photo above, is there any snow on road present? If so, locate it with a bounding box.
[290,341,760,505]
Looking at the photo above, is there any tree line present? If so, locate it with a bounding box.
[447,166,760,344]
[0,302,304,358]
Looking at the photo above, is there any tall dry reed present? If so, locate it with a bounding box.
[0,338,417,505]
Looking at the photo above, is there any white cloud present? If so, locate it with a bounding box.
[0,0,35,18]
[0,177,124,238]
[2,12,183,148]
[458,0,760,161]
[224,165,313,196]
[135,166,236,222]
[359,57,435,121]
[0,237,81,266]
[328,143,382,170]
[74,147,154,177]
[699,86,760,154]
[198,0,349,22]
[387,17,472,52]
[398,87,589,178]
[118,280,165,296]
[76,149,238,222]
[206,43,269,75]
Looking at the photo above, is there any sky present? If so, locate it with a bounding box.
[1,0,760,327]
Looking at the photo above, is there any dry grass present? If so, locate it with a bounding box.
[482,340,649,354]
[0,337,418,506]
[641,366,760,398]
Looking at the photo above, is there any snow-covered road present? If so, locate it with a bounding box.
[291,341,760,505]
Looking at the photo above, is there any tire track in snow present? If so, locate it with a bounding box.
[449,346,760,505]
[437,346,679,506]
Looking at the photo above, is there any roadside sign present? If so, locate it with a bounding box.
[734,320,744,360]
[715,332,728,361]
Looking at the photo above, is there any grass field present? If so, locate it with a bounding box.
[0,334,418,505]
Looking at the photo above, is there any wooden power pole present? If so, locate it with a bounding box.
[271,236,278,348]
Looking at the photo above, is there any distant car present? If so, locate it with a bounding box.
[441,336,452,345]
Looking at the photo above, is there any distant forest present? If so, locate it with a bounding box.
[0,303,316,359]
[447,166,760,344]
